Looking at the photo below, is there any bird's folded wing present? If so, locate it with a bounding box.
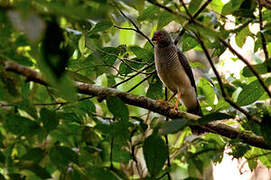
[177,49,197,93]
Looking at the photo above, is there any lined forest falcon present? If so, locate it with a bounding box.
[152,30,202,115]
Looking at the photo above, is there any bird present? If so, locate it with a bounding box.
[152,30,202,115]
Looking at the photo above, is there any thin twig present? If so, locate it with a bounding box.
[112,63,155,88]
[118,58,152,75]
[174,0,212,44]
[127,72,155,93]
[147,0,185,17]
[257,0,269,62]
[157,171,169,180]
[220,39,271,98]
[114,4,154,47]
[195,33,261,123]
[179,0,192,19]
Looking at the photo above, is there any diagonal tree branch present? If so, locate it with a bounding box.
[220,39,271,98]
[175,0,212,44]
[194,33,261,124]
[4,61,271,150]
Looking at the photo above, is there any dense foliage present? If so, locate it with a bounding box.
[0,0,271,179]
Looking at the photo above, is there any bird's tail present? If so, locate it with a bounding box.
[187,101,202,116]
[188,101,204,134]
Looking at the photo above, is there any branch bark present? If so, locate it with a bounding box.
[4,61,271,150]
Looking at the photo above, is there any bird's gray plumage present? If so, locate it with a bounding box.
[152,30,202,115]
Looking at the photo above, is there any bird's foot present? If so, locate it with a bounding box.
[171,105,179,112]
[156,100,169,106]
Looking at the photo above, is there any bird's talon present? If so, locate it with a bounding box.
[156,100,169,106]
[171,106,179,112]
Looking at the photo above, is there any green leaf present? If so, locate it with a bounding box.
[21,148,45,163]
[119,21,135,46]
[137,6,160,22]
[235,26,250,48]
[78,35,86,54]
[160,118,189,135]
[54,76,77,102]
[78,100,96,116]
[0,151,5,164]
[90,21,112,34]
[112,144,130,163]
[106,96,129,120]
[66,70,94,83]
[122,0,145,11]
[258,150,271,168]
[99,47,120,66]
[222,0,244,15]
[236,80,264,106]
[37,1,108,20]
[49,146,78,167]
[230,142,250,158]
[129,46,153,62]
[198,112,232,124]
[17,100,38,119]
[143,133,168,177]
[184,178,201,180]
[261,115,271,147]
[21,82,30,99]
[86,166,120,180]
[242,63,268,77]
[189,61,206,69]
[188,0,204,15]
[157,11,176,29]
[182,33,199,51]
[4,115,39,136]
[198,78,215,105]
[119,62,133,75]
[248,159,257,170]
[209,0,224,13]
[40,108,59,132]
[24,163,51,179]
[146,76,163,100]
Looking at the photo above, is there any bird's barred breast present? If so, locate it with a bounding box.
[154,45,192,95]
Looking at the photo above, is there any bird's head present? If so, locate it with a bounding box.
[152,30,172,47]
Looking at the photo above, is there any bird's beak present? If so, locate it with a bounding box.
[151,36,156,41]
[152,35,159,44]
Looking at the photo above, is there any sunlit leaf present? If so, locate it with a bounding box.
[188,0,204,15]
[197,78,215,105]
[129,46,153,62]
[90,21,113,34]
[119,21,136,46]
[235,26,250,48]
